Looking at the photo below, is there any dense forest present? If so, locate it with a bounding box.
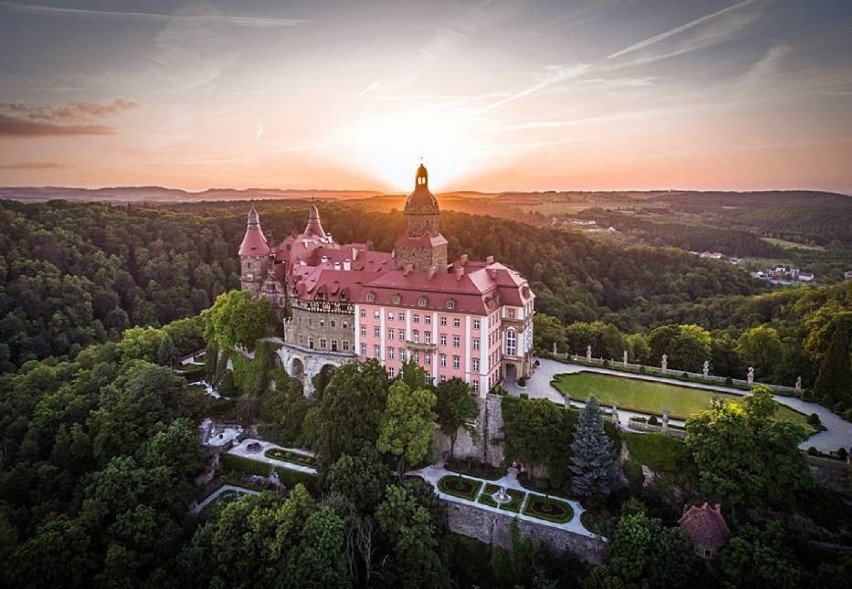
[0,198,767,372]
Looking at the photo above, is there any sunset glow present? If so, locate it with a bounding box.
[0,0,850,193]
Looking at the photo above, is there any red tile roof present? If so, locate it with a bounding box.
[678,503,730,549]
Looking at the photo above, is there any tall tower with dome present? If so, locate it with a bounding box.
[393,163,449,272]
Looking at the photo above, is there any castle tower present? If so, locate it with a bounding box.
[302,204,327,239]
[394,163,448,272]
[238,202,270,297]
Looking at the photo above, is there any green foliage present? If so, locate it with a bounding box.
[308,359,389,468]
[736,325,783,380]
[587,513,702,589]
[434,377,478,459]
[685,386,812,509]
[202,290,276,352]
[327,445,392,516]
[814,314,852,409]
[501,396,577,488]
[622,432,689,475]
[287,507,350,589]
[570,396,617,497]
[156,333,179,367]
[648,324,711,372]
[716,522,803,589]
[377,380,437,476]
[118,326,165,363]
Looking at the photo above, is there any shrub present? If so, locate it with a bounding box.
[807,447,819,456]
[519,393,529,400]
[218,370,236,397]
[837,447,848,461]
[638,365,647,374]
[843,408,852,422]
[681,372,689,378]
[517,376,527,387]
[647,415,660,426]
[801,390,814,401]
[807,413,821,427]
[602,359,610,368]
[725,376,733,386]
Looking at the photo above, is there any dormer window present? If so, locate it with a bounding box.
[392,294,402,305]
[446,299,456,310]
[366,292,376,303]
[418,296,427,307]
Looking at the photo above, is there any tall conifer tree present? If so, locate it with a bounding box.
[570,395,617,496]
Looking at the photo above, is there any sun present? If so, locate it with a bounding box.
[337,108,484,192]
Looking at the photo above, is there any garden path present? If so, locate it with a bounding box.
[229,438,319,475]
[191,484,260,515]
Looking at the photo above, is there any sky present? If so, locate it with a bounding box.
[0,0,850,194]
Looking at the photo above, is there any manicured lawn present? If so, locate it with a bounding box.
[552,372,808,426]
[622,432,688,473]
[264,448,317,467]
[523,494,574,524]
[438,475,483,501]
[478,483,525,512]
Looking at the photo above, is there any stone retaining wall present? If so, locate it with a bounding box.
[435,393,505,466]
[444,500,606,564]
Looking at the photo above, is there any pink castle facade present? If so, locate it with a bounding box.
[239,164,534,396]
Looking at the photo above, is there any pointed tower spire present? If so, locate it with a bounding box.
[239,201,270,256]
[303,204,327,239]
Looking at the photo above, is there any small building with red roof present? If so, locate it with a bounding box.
[678,502,730,560]
[238,163,535,396]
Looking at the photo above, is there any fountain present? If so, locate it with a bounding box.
[494,486,511,504]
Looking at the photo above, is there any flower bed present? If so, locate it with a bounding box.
[264,448,317,467]
[437,475,483,501]
[477,483,525,512]
[522,494,574,524]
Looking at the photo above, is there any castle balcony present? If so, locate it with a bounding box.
[405,340,437,351]
[290,299,354,314]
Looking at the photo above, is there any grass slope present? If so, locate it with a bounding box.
[552,372,808,426]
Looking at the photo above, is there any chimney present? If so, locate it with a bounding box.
[334,262,341,270]
[460,254,468,265]
[351,247,359,261]
[404,264,413,276]
[486,255,494,264]
[428,266,437,280]
[455,265,464,281]
[343,259,351,271]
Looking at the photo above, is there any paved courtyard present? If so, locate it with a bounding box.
[229,438,319,475]
[504,358,852,453]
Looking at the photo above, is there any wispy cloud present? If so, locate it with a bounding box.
[0,99,136,138]
[0,114,114,137]
[0,1,308,28]
[475,64,591,114]
[420,0,503,64]
[606,0,765,65]
[0,161,65,170]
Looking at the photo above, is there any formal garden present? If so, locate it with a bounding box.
[551,372,810,426]
[523,494,575,524]
[478,484,525,513]
[437,475,483,501]
[199,488,254,519]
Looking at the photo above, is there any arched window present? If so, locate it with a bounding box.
[366,292,376,303]
[506,329,517,356]
[446,299,456,310]
[418,296,427,307]
[392,293,402,305]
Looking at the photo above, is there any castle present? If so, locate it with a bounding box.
[239,164,535,396]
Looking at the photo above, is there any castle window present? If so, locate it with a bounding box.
[373,345,380,358]
[425,315,432,325]
[424,332,431,344]
[366,292,376,303]
[473,358,480,371]
[418,296,427,307]
[331,340,338,352]
[446,299,456,310]
[440,316,447,326]
[331,320,336,328]
[440,375,447,383]
[360,309,366,318]
[320,338,327,349]
[388,312,394,321]
[440,334,447,346]
[373,310,380,319]
[389,348,395,360]
[453,336,460,348]
[473,338,480,351]
[508,309,516,319]
[413,351,420,363]
[473,319,480,330]
[398,329,405,340]
[413,330,420,343]
[440,354,447,367]
[343,321,348,329]
[360,326,366,337]
[373,327,380,338]
[388,367,394,378]
[360,343,366,356]
[343,341,350,351]
[392,294,402,305]
[309,337,315,349]
[506,329,517,356]
[320,319,325,327]
[425,352,431,364]
[472,380,480,392]
[453,318,460,328]
[388,329,394,340]
[453,355,460,369]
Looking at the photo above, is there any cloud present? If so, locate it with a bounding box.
[0,1,308,28]
[606,0,765,65]
[0,99,137,122]
[0,161,65,170]
[0,99,136,138]
[474,63,591,114]
[0,114,114,137]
